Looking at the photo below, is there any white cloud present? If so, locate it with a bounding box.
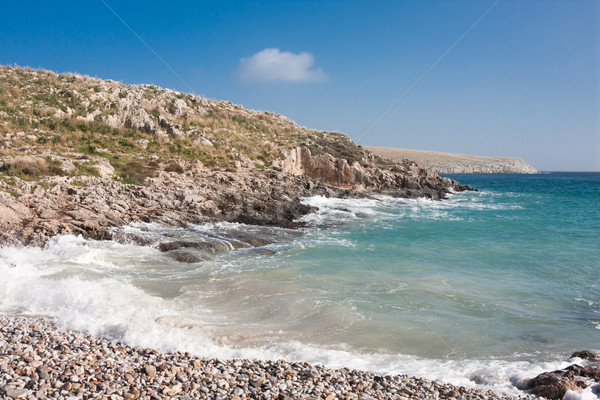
[236,48,327,83]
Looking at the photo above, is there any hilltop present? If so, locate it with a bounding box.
[0,65,470,246]
[367,147,538,175]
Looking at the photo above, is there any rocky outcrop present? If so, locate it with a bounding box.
[273,147,472,199]
[367,147,539,174]
[0,169,328,246]
[0,149,472,246]
[525,351,600,399]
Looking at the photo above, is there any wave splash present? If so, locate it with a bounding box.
[1,187,598,397]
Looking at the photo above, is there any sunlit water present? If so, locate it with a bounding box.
[1,172,598,396]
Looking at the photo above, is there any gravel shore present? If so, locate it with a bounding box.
[0,315,536,400]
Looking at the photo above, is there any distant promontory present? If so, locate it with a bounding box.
[366,147,538,175]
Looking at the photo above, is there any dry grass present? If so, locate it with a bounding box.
[0,64,385,184]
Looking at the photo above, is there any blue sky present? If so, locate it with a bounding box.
[1,1,598,171]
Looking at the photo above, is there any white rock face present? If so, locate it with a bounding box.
[273,148,304,175]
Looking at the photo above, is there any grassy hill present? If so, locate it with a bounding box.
[0,65,379,184]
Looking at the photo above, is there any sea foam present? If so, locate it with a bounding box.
[0,230,582,397]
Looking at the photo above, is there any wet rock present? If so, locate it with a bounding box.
[526,364,597,399]
[571,350,598,361]
[175,253,201,263]
[159,241,184,252]
[159,240,230,253]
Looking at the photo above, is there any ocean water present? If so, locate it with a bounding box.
[1,172,599,396]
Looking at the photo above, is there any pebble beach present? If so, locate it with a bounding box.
[0,316,536,400]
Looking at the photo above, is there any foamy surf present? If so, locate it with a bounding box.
[0,235,573,395]
[0,230,588,397]
[2,173,599,398]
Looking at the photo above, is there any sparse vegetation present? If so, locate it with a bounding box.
[4,189,20,198]
[71,179,87,187]
[165,161,184,174]
[113,158,157,185]
[0,64,390,187]
[0,158,63,180]
[74,161,100,177]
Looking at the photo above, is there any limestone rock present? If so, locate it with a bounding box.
[273,147,467,199]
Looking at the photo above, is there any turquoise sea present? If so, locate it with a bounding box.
[1,172,599,395]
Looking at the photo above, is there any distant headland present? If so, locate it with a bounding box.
[366,147,538,174]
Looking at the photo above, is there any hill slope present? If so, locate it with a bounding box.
[0,65,376,172]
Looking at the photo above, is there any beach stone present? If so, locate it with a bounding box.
[162,383,182,395]
[233,387,244,396]
[3,387,31,399]
[526,361,600,399]
[145,365,157,377]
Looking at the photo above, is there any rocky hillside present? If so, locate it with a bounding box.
[0,65,379,173]
[0,65,471,246]
[367,147,538,174]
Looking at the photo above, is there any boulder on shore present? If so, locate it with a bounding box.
[525,351,600,399]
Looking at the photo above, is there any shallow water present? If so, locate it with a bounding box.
[1,172,598,395]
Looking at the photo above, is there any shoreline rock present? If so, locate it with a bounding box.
[0,65,473,247]
[0,152,471,247]
[525,351,600,399]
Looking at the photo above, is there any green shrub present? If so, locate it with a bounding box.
[114,159,157,185]
[75,161,100,177]
[72,180,87,187]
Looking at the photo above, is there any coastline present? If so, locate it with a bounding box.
[0,315,535,400]
[2,183,599,399]
[0,160,471,247]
